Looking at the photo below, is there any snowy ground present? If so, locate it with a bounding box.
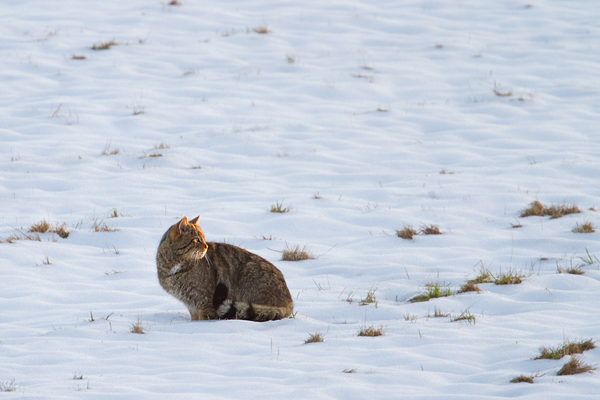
[1,0,600,398]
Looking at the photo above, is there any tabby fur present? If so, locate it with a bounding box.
[156,216,293,321]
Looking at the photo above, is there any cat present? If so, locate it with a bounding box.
[156,215,293,322]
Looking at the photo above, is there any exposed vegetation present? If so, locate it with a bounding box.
[467,264,524,286]
[493,269,524,285]
[557,261,585,275]
[0,379,16,392]
[130,319,147,334]
[304,333,324,344]
[358,287,377,306]
[535,339,595,360]
[281,244,313,261]
[572,221,595,233]
[458,281,481,294]
[357,324,385,337]
[427,306,449,318]
[411,282,453,303]
[101,142,120,155]
[396,224,418,240]
[253,26,270,34]
[28,220,69,238]
[270,200,291,213]
[419,224,442,235]
[0,231,41,243]
[520,200,581,219]
[91,40,117,50]
[510,375,534,384]
[92,219,118,232]
[557,356,596,376]
[452,310,476,324]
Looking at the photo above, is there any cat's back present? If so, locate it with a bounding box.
[207,242,292,305]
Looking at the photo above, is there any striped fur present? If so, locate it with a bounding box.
[157,216,293,322]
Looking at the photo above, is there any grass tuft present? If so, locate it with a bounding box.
[535,339,595,360]
[92,219,118,232]
[1,232,41,243]
[101,142,119,155]
[253,26,270,34]
[557,356,596,376]
[28,220,69,238]
[520,201,581,219]
[29,220,51,233]
[428,306,449,318]
[452,310,476,324]
[154,142,170,149]
[304,332,324,344]
[281,244,313,261]
[411,282,453,303]
[357,324,384,337]
[0,379,16,392]
[510,375,534,384]
[557,261,585,275]
[493,269,524,285]
[396,225,418,240]
[358,287,377,306]
[130,319,147,334]
[342,369,357,373]
[419,224,441,235]
[458,281,481,294]
[91,40,117,50]
[572,221,595,233]
[270,200,291,213]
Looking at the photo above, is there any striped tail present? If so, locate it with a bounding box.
[212,283,293,322]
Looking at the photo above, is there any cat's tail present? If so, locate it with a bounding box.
[212,283,293,321]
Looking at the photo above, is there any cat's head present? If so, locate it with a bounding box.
[167,215,209,262]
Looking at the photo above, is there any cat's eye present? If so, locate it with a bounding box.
[193,238,199,243]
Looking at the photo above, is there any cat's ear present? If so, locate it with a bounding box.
[189,215,200,225]
[170,216,188,240]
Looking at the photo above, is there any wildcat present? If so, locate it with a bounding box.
[156,216,293,321]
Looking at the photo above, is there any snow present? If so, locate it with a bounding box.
[1,0,600,398]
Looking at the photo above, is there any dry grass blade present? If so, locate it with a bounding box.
[557,356,596,376]
[304,333,324,344]
[396,225,418,240]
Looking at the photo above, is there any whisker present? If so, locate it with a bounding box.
[205,253,212,268]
